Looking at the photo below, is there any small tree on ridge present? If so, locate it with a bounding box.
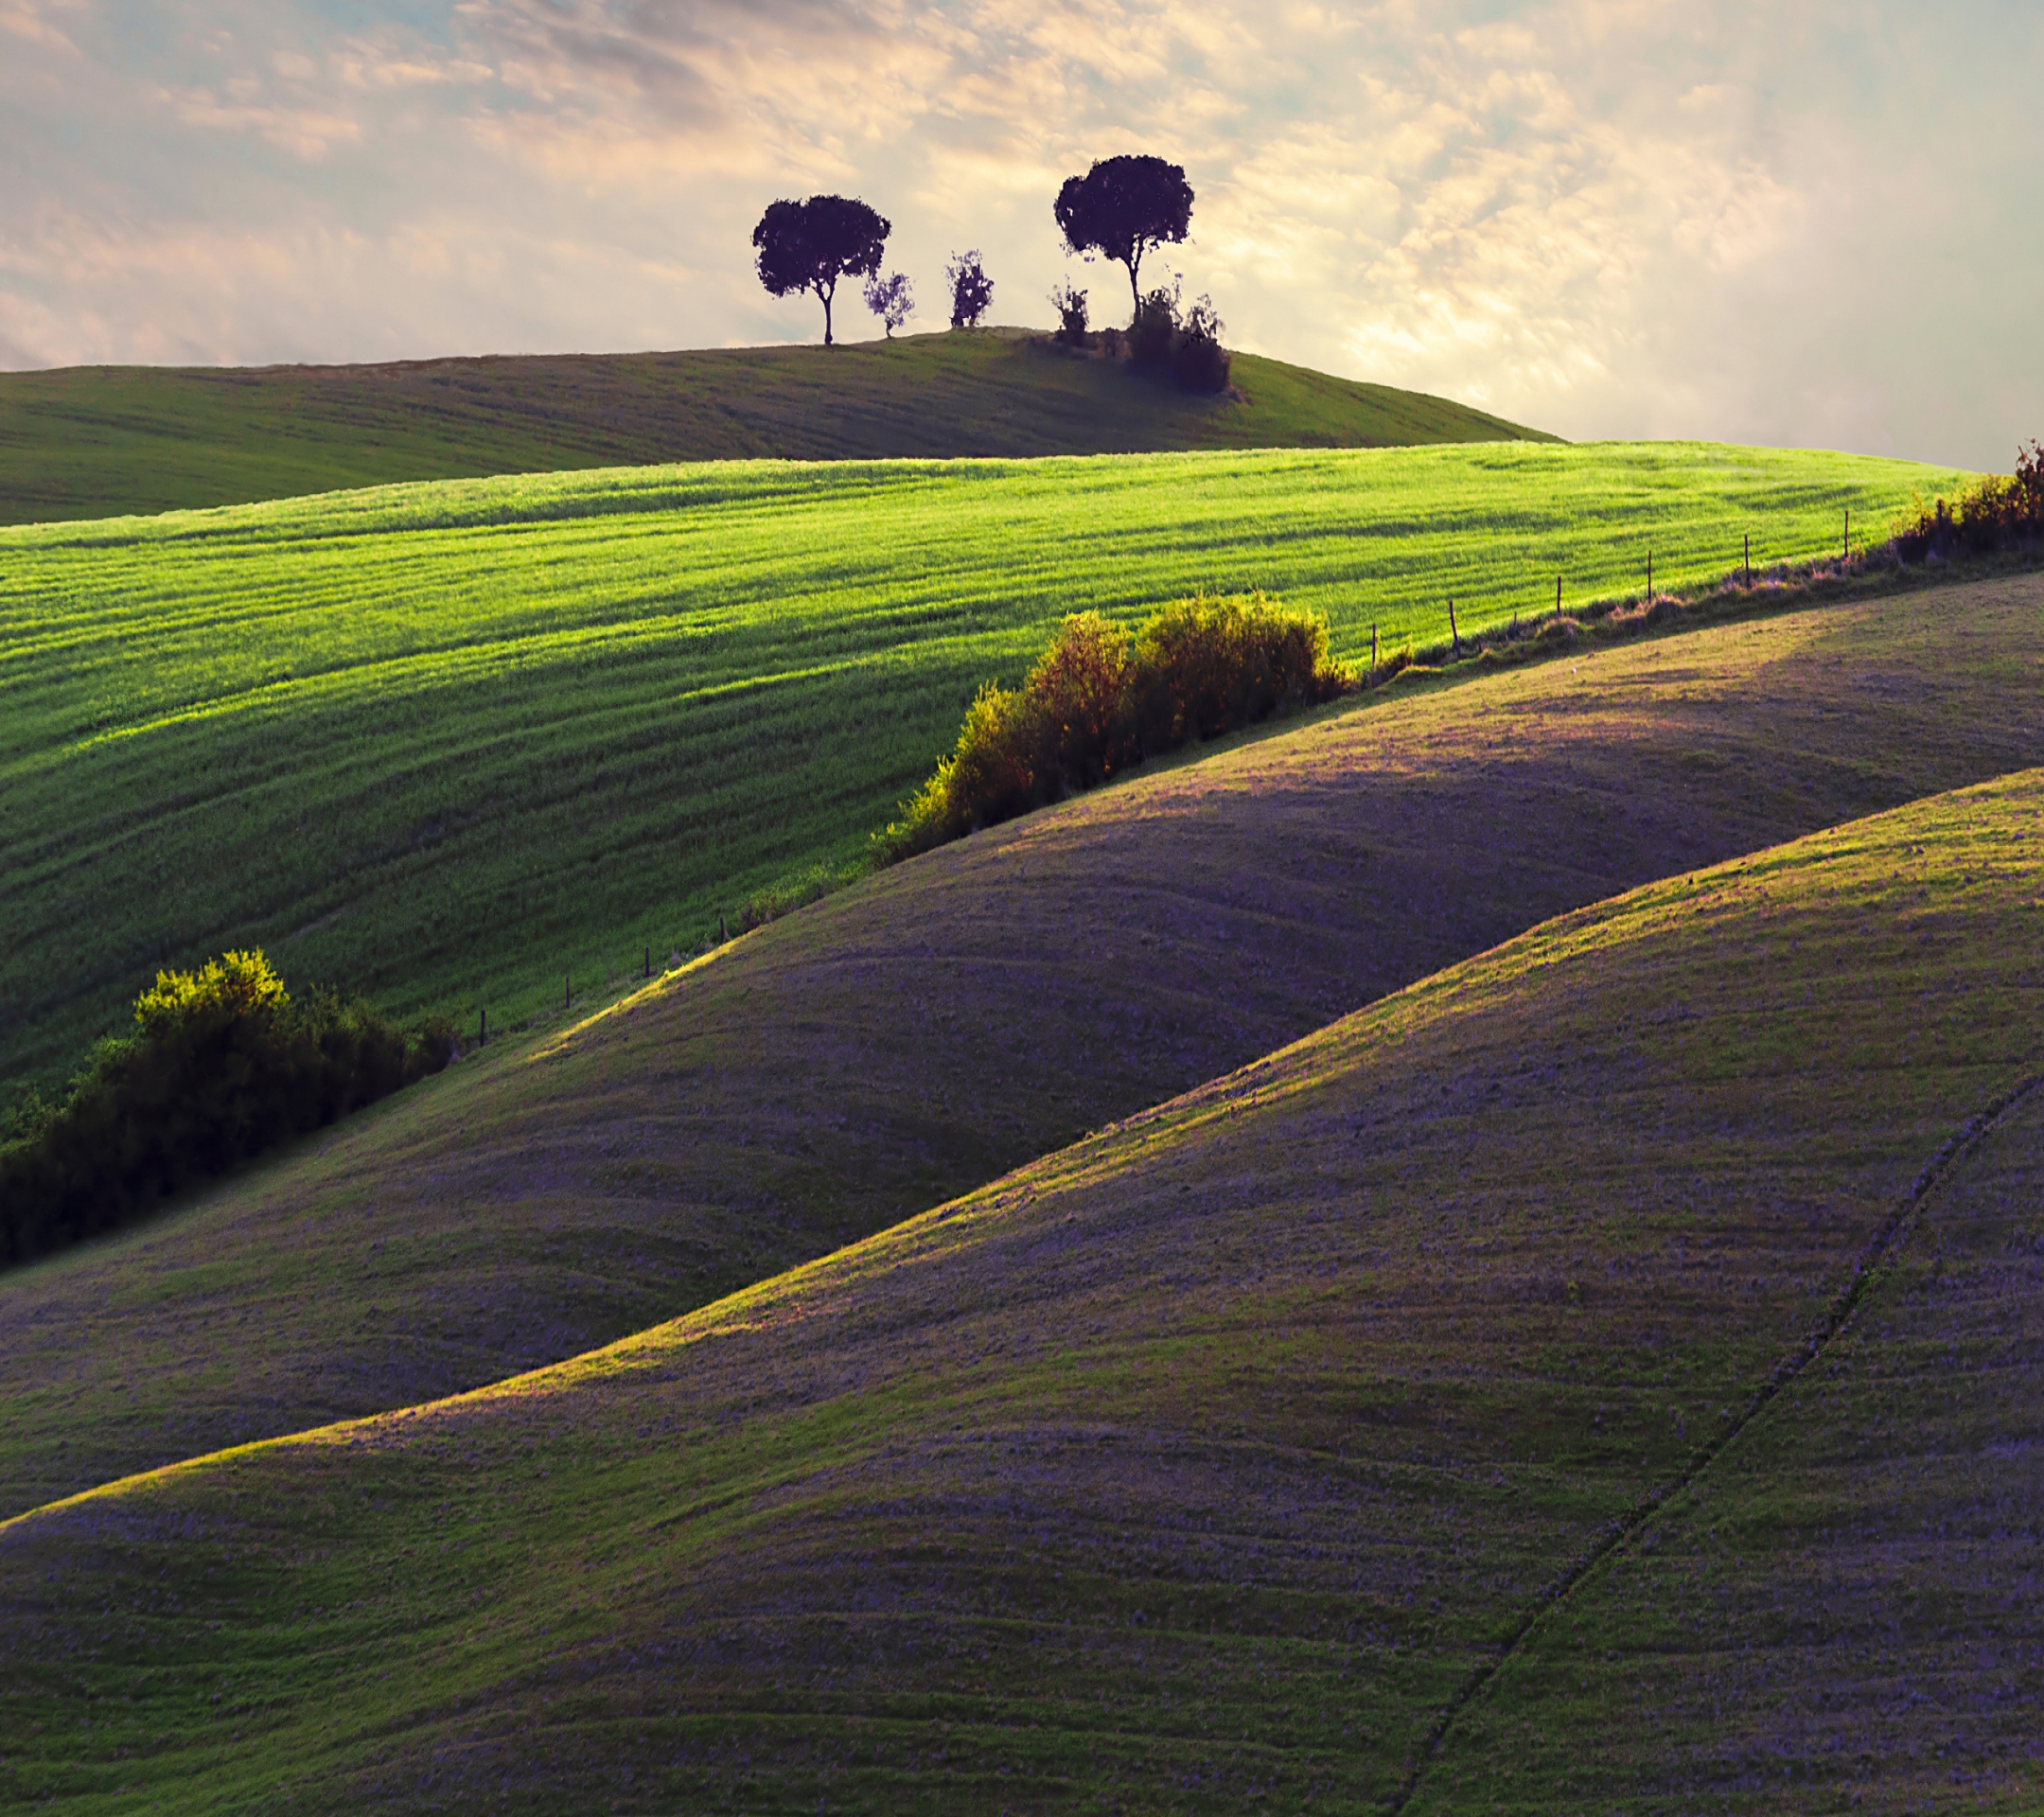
[947,250,994,328]
[751,195,890,345]
[864,270,915,338]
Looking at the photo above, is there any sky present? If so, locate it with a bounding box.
[3,0,2037,467]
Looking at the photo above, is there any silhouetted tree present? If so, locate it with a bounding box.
[946,250,994,328]
[1054,155,1193,318]
[863,270,914,338]
[752,195,890,345]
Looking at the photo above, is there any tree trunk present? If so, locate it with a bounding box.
[820,281,835,346]
[1125,256,1142,319]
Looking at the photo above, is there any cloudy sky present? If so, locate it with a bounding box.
[4,0,2036,467]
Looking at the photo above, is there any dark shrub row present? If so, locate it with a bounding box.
[1895,440,2043,559]
[884,594,1352,855]
[1,951,451,1268]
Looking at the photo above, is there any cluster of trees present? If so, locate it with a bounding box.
[750,154,1230,388]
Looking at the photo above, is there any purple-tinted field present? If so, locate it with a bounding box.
[1415,1067,2044,1813]
[3,768,2039,1811]
[4,576,2041,1521]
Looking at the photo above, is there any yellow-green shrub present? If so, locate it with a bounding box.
[882,593,1350,855]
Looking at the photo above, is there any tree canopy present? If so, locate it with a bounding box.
[1053,156,1194,316]
[752,195,891,346]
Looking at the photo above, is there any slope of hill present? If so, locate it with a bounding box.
[4,766,2037,1811]
[1417,1074,2044,1810]
[0,329,1554,525]
[0,441,1973,1093]
[3,576,2039,1520]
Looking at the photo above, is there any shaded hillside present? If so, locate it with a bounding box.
[4,578,2040,1518]
[1418,1078,2044,1810]
[0,329,1552,525]
[5,768,2038,1810]
[0,442,1973,1094]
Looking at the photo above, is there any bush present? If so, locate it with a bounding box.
[883,594,1352,854]
[1128,282,1180,367]
[1049,280,1090,344]
[1894,440,2043,560]
[1172,294,1231,393]
[0,951,451,1269]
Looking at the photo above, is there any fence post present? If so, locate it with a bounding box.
[479,1007,486,1048]
[1648,551,1653,603]
[1448,598,1460,658]
[644,944,650,980]
[1555,574,1561,620]
[1371,623,1378,670]
[719,912,728,944]
[1843,507,1850,562]
[1745,532,1752,587]
[564,973,571,1012]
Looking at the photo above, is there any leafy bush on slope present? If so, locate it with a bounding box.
[0,950,450,1267]
[1894,439,2043,558]
[885,593,1351,854]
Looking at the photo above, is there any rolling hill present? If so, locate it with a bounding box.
[0,328,1554,526]
[0,440,1972,1096]
[4,761,2037,1811]
[3,574,2038,1523]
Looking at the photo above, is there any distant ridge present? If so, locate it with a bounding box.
[0,326,1554,523]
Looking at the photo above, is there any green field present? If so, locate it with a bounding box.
[0,441,1972,1094]
[5,578,2038,1526]
[0,328,1551,526]
[5,757,2037,1811]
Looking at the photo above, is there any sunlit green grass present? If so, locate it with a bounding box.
[0,440,1970,1089]
[8,582,2042,1527]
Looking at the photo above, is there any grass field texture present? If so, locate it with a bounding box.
[0,440,1973,1092]
[5,765,2038,1812]
[4,578,2038,1523]
[0,328,1551,526]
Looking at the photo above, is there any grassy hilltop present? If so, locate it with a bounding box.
[0,441,1970,1093]
[3,576,2039,1521]
[0,328,1551,525]
[4,757,2039,1811]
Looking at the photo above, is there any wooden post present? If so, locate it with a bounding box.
[643,944,650,980]
[1448,598,1460,658]
[564,973,571,1011]
[1371,623,1378,670]
[1843,507,1850,561]
[1555,574,1561,619]
[1745,532,1752,587]
[719,912,728,943]
[1648,551,1653,603]
[479,1007,486,1048]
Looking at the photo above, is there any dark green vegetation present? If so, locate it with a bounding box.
[5,755,2038,1811]
[0,329,1550,526]
[1894,435,2044,558]
[0,951,449,1269]
[890,593,1350,851]
[4,579,2039,1524]
[0,441,1970,1096]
